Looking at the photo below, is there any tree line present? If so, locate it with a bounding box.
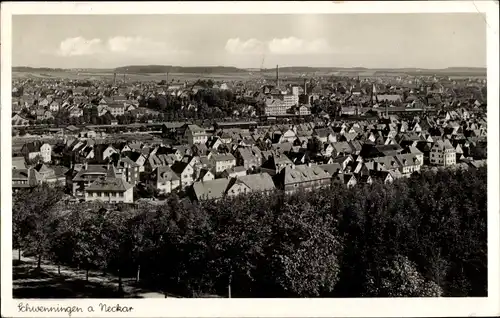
[12,166,487,297]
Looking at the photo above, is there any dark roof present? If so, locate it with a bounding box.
[86,177,132,192]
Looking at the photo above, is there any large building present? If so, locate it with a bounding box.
[430,139,456,167]
[84,177,134,203]
[182,124,209,145]
[265,98,288,116]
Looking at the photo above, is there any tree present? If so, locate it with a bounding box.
[308,137,323,154]
[365,255,443,297]
[12,185,64,268]
[263,196,343,297]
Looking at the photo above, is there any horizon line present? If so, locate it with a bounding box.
[12,64,487,71]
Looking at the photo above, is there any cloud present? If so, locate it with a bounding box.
[225,37,336,55]
[225,38,266,54]
[56,36,188,58]
[57,37,103,56]
[268,37,334,54]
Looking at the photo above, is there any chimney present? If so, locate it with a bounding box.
[304,79,307,95]
[113,73,116,86]
[84,161,88,170]
[276,65,279,88]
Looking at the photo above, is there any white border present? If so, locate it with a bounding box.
[1,1,499,317]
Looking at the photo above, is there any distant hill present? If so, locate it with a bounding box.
[13,65,486,75]
[13,66,68,72]
[114,65,247,74]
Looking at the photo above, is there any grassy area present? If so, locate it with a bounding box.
[12,251,169,298]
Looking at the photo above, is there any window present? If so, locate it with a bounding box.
[119,192,124,197]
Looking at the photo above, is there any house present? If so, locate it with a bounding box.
[171,161,195,188]
[12,168,41,190]
[93,144,119,163]
[402,146,424,166]
[70,163,120,198]
[198,168,215,182]
[276,165,331,194]
[79,129,97,139]
[221,166,247,179]
[394,154,422,176]
[261,153,295,176]
[33,164,56,183]
[116,157,141,186]
[371,156,402,172]
[281,129,297,143]
[182,124,209,145]
[313,127,336,143]
[335,173,357,188]
[107,103,125,117]
[211,153,237,174]
[84,177,134,203]
[232,173,276,194]
[236,147,262,170]
[145,153,173,172]
[122,152,147,172]
[371,170,394,184]
[151,166,181,194]
[21,141,52,163]
[225,179,252,198]
[299,105,311,116]
[192,178,231,201]
[430,139,456,167]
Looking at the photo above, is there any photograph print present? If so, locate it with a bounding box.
[9,11,488,300]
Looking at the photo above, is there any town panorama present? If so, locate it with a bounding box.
[11,13,487,300]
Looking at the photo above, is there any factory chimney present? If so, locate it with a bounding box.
[276,65,279,88]
[304,78,307,95]
[113,73,116,86]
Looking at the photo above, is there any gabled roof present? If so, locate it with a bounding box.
[193,178,231,200]
[280,165,331,185]
[86,177,132,192]
[211,153,236,162]
[171,161,190,175]
[237,173,276,192]
[155,166,180,182]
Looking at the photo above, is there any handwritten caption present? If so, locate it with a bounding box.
[18,302,134,316]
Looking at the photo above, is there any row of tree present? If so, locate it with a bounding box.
[13,166,487,297]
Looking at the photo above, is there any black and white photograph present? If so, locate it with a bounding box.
[1,1,499,317]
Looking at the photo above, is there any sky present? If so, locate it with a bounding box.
[12,13,487,69]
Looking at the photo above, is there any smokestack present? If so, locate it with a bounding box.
[113,73,116,86]
[304,79,307,95]
[276,65,279,88]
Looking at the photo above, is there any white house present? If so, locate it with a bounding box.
[430,139,456,167]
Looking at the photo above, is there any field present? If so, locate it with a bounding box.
[13,68,487,84]
[12,71,263,82]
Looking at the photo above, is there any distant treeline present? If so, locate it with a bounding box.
[13,67,69,72]
[114,65,247,74]
[13,167,487,298]
[13,65,486,76]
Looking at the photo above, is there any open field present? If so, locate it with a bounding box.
[12,70,486,83]
[12,71,264,82]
